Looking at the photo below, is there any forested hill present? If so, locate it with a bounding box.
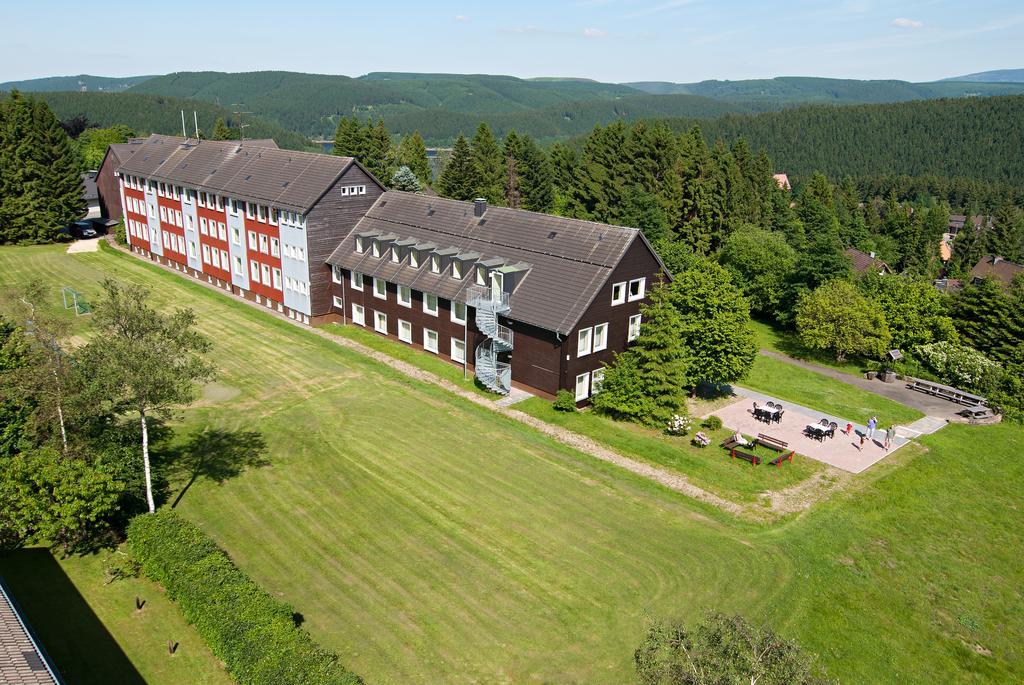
[1,91,313,151]
[672,95,1024,185]
[625,76,1024,102]
[942,69,1024,83]
[0,74,154,93]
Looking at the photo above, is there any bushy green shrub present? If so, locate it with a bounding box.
[553,389,578,412]
[701,415,723,431]
[914,341,1003,394]
[126,510,361,685]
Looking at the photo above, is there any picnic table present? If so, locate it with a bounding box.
[753,406,783,424]
[905,377,986,407]
[804,424,831,441]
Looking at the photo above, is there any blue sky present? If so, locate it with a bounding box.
[3,0,1022,83]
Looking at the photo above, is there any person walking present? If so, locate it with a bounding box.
[884,425,896,450]
[845,422,853,436]
[867,416,877,440]
[858,432,866,451]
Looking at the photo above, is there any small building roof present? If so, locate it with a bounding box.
[969,255,1024,285]
[328,192,662,335]
[80,172,98,203]
[772,173,791,191]
[0,578,63,684]
[844,247,892,275]
[115,134,350,214]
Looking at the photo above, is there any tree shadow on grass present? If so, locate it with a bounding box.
[164,427,269,508]
[0,548,146,685]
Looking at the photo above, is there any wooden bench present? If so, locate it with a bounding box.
[721,436,751,450]
[769,451,795,467]
[906,378,986,407]
[730,448,760,466]
[754,434,788,453]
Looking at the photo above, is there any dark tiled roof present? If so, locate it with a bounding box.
[115,134,349,213]
[0,579,62,684]
[970,255,1024,285]
[328,192,651,335]
[80,172,98,202]
[844,247,892,274]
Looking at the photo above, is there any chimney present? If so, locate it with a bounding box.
[474,198,487,217]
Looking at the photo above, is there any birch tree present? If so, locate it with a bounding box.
[78,280,214,512]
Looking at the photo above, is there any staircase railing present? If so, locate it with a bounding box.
[465,285,512,394]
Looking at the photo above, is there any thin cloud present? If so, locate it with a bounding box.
[627,0,700,19]
[454,15,468,22]
[891,17,924,28]
[583,28,608,38]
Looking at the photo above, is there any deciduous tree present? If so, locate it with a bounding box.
[796,280,890,362]
[718,226,798,315]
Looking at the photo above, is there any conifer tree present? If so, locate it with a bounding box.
[391,165,422,192]
[548,141,579,197]
[211,117,233,141]
[331,116,363,158]
[620,187,671,244]
[591,283,689,427]
[360,119,395,183]
[517,135,554,213]
[396,131,431,186]
[437,134,478,200]
[565,121,629,224]
[624,122,683,229]
[676,126,724,255]
[471,123,504,204]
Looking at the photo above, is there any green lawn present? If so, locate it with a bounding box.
[0,243,1021,684]
[516,397,826,505]
[743,354,924,425]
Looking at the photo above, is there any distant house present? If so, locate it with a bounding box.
[81,171,100,220]
[844,247,893,275]
[0,577,64,684]
[932,278,963,294]
[948,214,991,236]
[939,235,953,262]
[772,173,791,191]
[969,255,1024,286]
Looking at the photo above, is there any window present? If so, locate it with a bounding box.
[577,327,593,357]
[175,210,182,226]
[297,247,305,262]
[270,238,280,257]
[250,260,260,282]
[159,206,167,222]
[333,295,343,308]
[628,277,646,302]
[351,271,364,291]
[200,217,208,235]
[218,223,226,241]
[202,245,211,264]
[232,227,241,245]
[575,372,590,401]
[628,314,642,342]
[186,215,194,230]
[248,231,258,249]
[258,205,268,222]
[423,328,438,353]
[476,266,487,286]
[269,208,278,225]
[355,236,365,253]
[332,265,343,283]
[430,255,440,273]
[390,247,400,263]
[259,235,268,254]
[374,311,387,334]
[215,195,224,211]
[352,303,365,326]
[198,192,207,207]
[398,319,413,343]
[261,264,271,285]
[230,198,241,215]
[612,282,626,305]
[451,301,467,325]
[220,250,229,269]
[397,285,412,307]
[423,293,438,316]
[593,323,608,352]
[373,277,386,299]
[409,251,420,268]
[234,256,243,275]
[452,261,462,279]
[211,249,220,268]
[371,241,381,258]
[245,202,256,219]
[451,338,466,363]
[272,268,282,290]
[592,368,606,393]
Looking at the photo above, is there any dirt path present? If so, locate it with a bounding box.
[102,239,859,521]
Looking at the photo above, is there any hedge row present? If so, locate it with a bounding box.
[126,510,361,685]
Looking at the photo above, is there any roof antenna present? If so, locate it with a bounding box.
[194,111,199,139]
[232,103,252,141]
[180,110,187,138]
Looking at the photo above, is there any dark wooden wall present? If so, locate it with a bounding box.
[96,150,124,220]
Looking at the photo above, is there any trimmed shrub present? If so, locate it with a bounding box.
[126,510,361,685]
[701,415,723,431]
[553,389,578,412]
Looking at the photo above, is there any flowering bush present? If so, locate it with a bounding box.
[913,341,1004,393]
[666,414,692,436]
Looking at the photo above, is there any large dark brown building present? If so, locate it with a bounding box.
[326,193,667,402]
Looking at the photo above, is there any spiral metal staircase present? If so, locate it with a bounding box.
[466,285,513,394]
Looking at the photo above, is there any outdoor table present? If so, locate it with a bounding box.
[805,424,827,440]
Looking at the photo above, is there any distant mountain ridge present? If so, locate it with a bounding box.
[0,74,154,93]
[941,68,1024,83]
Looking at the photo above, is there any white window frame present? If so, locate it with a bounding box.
[373,277,387,300]
[233,256,243,276]
[232,227,241,246]
[355,236,364,253]
[374,310,387,334]
[575,372,590,401]
[203,244,211,264]
[423,293,438,316]
[270,238,280,257]
[272,268,282,290]
[430,255,441,274]
[398,319,413,343]
[593,322,608,352]
[371,241,380,258]
[397,285,412,308]
[220,249,229,269]
[218,223,226,241]
[592,368,606,393]
[628,314,642,342]
[250,260,261,282]
[259,234,269,254]
[390,247,401,263]
[577,327,593,357]
[452,261,462,279]
[332,265,343,283]
[628,277,646,302]
[409,251,420,268]
[611,282,626,305]
[248,230,258,249]
[475,265,487,285]
[423,328,438,353]
[351,271,364,291]
[200,217,208,235]
[245,202,256,219]
[451,301,467,325]
[261,263,271,285]
[451,337,466,363]
[352,303,365,326]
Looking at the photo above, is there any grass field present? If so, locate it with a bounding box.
[0,243,1021,684]
[750,318,867,376]
[516,397,827,505]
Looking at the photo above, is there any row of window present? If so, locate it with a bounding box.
[159,205,184,228]
[126,196,148,217]
[341,302,468,362]
[202,245,231,272]
[246,230,282,258]
[356,238,490,283]
[247,260,285,290]
[162,230,187,255]
[200,217,227,241]
[336,269,468,324]
[577,316,641,357]
[122,175,307,228]
[575,368,606,401]
[339,185,367,196]
[611,278,646,305]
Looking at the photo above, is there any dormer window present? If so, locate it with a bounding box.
[371,241,381,258]
[409,251,420,268]
[451,261,462,279]
[430,255,440,273]
[475,265,487,285]
[391,247,400,263]
[355,236,365,253]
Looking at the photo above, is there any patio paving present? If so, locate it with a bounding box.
[711,397,910,474]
